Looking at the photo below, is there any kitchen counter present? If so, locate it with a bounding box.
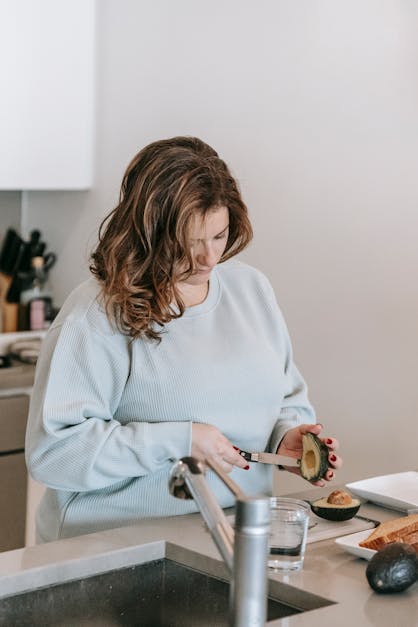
[0,485,416,626]
[0,330,40,394]
[0,360,35,393]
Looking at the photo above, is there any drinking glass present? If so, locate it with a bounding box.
[268,497,310,571]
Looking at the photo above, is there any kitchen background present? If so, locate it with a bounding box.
[1,0,417,512]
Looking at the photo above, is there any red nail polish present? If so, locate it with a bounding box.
[233,446,239,450]
[330,454,337,462]
[244,465,250,470]
[326,438,333,445]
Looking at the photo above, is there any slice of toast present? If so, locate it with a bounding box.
[359,513,418,551]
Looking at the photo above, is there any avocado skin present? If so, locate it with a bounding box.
[366,543,418,594]
[310,501,360,521]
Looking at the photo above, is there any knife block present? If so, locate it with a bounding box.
[0,273,18,333]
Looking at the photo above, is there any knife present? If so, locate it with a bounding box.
[236,448,300,468]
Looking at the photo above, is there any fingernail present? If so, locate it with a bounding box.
[326,438,333,445]
[232,446,239,450]
[244,465,250,470]
[329,472,334,478]
[330,454,337,462]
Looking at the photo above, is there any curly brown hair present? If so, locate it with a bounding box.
[90,136,253,341]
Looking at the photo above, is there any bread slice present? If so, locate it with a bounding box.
[359,513,418,551]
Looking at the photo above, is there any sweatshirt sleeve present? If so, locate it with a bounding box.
[25,320,192,492]
[257,272,317,453]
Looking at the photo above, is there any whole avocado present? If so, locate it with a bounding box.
[366,543,418,594]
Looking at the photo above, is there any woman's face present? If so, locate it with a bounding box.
[181,206,230,287]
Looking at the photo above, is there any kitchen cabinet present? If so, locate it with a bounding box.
[0,0,95,190]
[0,394,29,552]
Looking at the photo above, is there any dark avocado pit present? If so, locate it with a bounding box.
[366,543,418,594]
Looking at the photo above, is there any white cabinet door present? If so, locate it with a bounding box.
[0,0,95,190]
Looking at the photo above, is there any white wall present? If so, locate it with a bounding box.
[0,192,21,235]
[22,0,418,491]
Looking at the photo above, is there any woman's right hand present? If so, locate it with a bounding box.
[191,423,249,473]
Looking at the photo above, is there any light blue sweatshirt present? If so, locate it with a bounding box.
[25,260,315,541]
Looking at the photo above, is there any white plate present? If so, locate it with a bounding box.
[335,529,377,560]
[346,471,418,512]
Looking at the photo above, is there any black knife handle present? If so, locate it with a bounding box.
[237,449,252,462]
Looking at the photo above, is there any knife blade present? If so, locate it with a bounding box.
[237,448,300,468]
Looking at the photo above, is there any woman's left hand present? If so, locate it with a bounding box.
[277,423,342,487]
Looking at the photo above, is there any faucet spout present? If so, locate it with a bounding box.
[169,457,235,570]
[169,456,271,627]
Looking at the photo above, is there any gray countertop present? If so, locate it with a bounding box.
[0,359,35,393]
[0,485,417,626]
[0,330,43,393]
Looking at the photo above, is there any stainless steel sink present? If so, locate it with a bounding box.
[0,544,334,626]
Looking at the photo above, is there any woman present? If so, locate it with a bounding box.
[26,136,342,542]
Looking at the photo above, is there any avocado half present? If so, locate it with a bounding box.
[299,432,329,482]
[311,493,361,521]
[366,543,418,593]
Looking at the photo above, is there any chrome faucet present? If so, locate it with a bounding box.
[169,456,271,627]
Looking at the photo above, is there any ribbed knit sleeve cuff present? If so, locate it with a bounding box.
[143,420,193,463]
[269,409,308,454]
[270,420,297,454]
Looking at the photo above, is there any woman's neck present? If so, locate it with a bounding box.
[176,281,209,308]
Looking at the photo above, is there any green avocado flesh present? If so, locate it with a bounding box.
[312,497,360,509]
[299,433,329,482]
[366,543,418,594]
